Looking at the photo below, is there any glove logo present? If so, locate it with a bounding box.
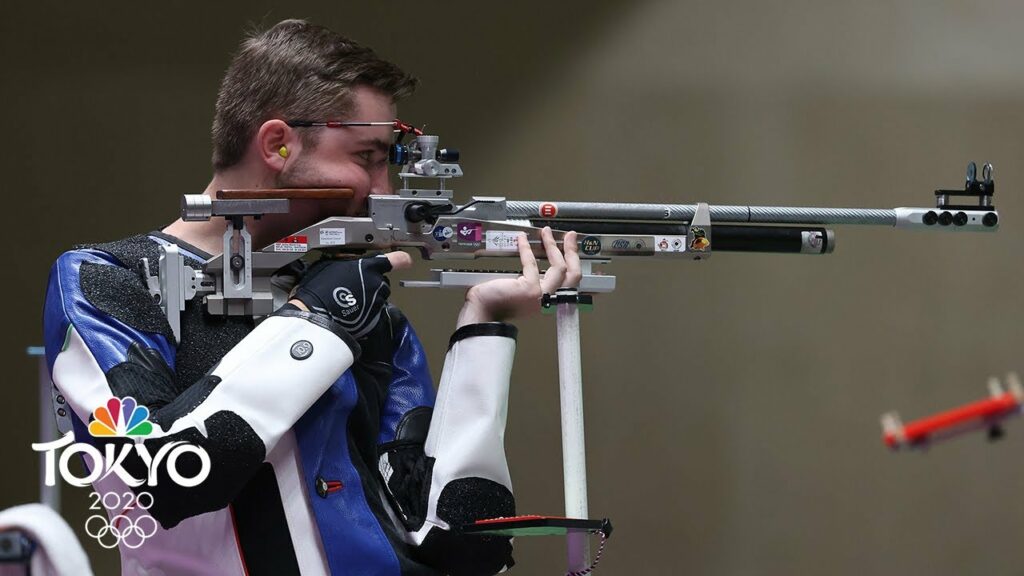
[332,287,360,316]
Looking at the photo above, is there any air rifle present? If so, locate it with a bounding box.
[142,130,998,340]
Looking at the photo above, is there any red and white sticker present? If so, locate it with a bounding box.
[539,203,558,218]
[273,235,308,252]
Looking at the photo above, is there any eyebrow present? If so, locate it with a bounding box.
[356,138,391,153]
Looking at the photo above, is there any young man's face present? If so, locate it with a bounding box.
[277,85,398,218]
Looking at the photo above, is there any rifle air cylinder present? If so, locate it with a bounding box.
[531,220,834,254]
[713,225,833,254]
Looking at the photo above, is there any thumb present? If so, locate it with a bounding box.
[384,250,414,271]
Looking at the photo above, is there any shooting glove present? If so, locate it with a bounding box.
[292,255,394,339]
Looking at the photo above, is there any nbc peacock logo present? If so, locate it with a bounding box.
[88,397,154,438]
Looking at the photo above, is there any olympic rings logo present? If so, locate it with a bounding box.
[84,491,158,549]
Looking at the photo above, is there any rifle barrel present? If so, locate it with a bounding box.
[507,201,897,226]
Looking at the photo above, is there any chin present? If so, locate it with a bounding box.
[289,198,351,221]
[345,205,370,218]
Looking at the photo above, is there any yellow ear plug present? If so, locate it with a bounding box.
[278,146,289,158]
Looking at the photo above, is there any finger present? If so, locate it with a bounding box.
[383,251,414,271]
[517,232,540,283]
[540,227,567,293]
[562,231,582,288]
[365,255,394,273]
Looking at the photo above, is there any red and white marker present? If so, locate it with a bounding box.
[881,373,1022,450]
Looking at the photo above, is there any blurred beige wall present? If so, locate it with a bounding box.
[4,1,1024,574]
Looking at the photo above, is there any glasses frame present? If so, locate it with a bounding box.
[284,119,423,139]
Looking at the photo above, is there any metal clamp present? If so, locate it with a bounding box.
[139,244,212,343]
[542,289,594,313]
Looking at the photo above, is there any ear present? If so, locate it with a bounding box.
[255,119,300,173]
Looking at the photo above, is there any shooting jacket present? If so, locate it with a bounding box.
[43,232,517,576]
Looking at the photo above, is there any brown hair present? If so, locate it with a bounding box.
[211,19,417,170]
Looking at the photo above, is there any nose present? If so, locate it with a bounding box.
[370,167,394,196]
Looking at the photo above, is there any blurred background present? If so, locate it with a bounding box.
[4,1,1024,574]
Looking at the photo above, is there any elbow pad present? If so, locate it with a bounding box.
[156,309,359,449]
[53,309,359,528]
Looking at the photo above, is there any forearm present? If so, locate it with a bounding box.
[410,323,519,575]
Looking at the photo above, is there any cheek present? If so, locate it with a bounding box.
[282,157,372,192]
[333,165,373,193]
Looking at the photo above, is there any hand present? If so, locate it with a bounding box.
[457,227,581,327]
[290,252,413,338]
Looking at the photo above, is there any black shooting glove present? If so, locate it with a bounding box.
[292,256,394,339]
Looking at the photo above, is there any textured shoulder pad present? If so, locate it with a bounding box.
[78,233,202,269]
[79,261,173,340]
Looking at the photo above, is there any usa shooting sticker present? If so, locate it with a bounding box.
[580,236,602,256]
[610,238,646,251]
[433,225,455,242]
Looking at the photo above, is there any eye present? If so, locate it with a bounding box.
[355,150,389,169]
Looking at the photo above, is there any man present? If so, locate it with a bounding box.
[43,19,580,575]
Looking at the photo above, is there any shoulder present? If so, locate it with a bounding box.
[51,233,164,280]
[76,233,166,268]
[47,234,174,342]
[50,234,159,299]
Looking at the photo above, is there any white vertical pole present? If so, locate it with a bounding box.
[556,288,589,572]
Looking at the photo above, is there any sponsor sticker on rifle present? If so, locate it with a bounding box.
[610,238,646,251]
[319,228,346,246]
[688,227,710,252]
[485,231,521,252]
[274,235,308,252]
[580,236,602,256]
[433,225,454,242]
[655,236,687,252]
